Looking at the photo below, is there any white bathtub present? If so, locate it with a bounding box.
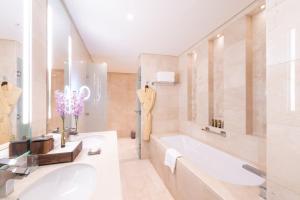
[160,135,265,186]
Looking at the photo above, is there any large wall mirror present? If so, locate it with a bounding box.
[0,0,32,148]
[47,0,107,134]
[47,0,69,133]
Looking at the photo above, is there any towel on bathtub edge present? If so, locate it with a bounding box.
[164,148,182,174]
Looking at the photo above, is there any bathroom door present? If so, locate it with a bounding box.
[135,67,142,159]
[83,63,107,132]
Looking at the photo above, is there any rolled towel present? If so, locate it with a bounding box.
[164,148,182,174]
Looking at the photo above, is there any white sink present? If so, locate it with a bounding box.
[81,135,106,149]
[18,164,96,200]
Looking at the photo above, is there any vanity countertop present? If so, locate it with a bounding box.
[5,131,123,200]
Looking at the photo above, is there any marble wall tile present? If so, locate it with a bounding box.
[268,180,300,200]
[212,36,224,120]
[252,10,266,138]
[139,54,179,158]
[267,0,300,65]
[107,73,137,138]
[267,0,300,198]
[223,17,248,135]
[177,11,266,168]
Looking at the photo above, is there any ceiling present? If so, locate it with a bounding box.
[63,0,256,73]
[0,0,23,42]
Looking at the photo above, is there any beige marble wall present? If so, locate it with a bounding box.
[31,0,47,136]
[223,17,249,136]
[178,5,266,169]
[252,10,266,137]
[266,0,300,199]
[107,72,137,138]
[182,42,210,127]
[140,54,179,158]
[212,36,224,120]
[196,43,210,126]
[140,54,179,135]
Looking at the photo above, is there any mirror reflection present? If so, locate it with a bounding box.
[0,0,26,146]
[47,0,107,135]
[46,0,69,133]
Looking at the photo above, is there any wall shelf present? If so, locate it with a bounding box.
[150,81,176,86]
[202,126,227,137]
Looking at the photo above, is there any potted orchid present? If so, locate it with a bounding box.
[71,91,85,134]
[55,90,69,147]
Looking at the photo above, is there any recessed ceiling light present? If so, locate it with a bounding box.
[217,34,222,38]
[260,4,266,10]
[126,13,135,21]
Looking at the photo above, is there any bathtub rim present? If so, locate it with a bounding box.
[150,133,262,200]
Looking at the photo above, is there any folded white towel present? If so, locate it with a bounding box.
[164,148,182,174]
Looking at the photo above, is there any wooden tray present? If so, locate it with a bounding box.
[37,141,82,166]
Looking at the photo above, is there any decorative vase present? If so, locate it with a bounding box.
[61,118,66,148]
[75,116,79,134]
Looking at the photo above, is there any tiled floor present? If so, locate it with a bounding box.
[118,138,174,200]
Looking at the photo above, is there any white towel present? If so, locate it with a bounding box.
[164,148,182,174]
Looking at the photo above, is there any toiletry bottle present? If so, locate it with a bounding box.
[218,120,222,128]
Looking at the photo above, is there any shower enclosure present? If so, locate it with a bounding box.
[135,67,142,159]
[65,61,107,132]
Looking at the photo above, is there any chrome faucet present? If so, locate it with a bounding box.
[242,164,267,200]
[0,154,34,198]
[0,166,20,197]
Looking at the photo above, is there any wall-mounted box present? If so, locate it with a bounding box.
[156,71,175,83]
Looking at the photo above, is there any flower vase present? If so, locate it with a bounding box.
[75,116,79,134]
[61,119,66,148]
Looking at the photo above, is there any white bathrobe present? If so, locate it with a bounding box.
[0,83,22,144]
[137,87,156,141]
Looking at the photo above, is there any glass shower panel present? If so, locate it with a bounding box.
[65,61,107,133]
[84,63,107,132]
[136,67,142,159]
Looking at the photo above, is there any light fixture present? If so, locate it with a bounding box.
[67,36,73,114]
[217,34,222,38]
[22,0,32,124]
[79,86,91,101]
[126,13,135,21]
[47,4,53,119]
[290,28,296,112]
[192,51,197,61]
[260,4,266,10]
[68,35,72,86]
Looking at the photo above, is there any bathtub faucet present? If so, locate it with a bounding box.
[242,164,266,199]
[259,182,267,200]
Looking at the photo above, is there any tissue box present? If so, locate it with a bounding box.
[30,136,54,154]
